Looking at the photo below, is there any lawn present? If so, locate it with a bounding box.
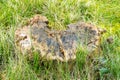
[0,0,120,80]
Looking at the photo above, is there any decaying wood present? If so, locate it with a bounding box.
[15,15,105,62]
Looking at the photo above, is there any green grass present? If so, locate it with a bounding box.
[0,0,120,80]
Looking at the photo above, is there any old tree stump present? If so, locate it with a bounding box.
[15,15,105,62]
